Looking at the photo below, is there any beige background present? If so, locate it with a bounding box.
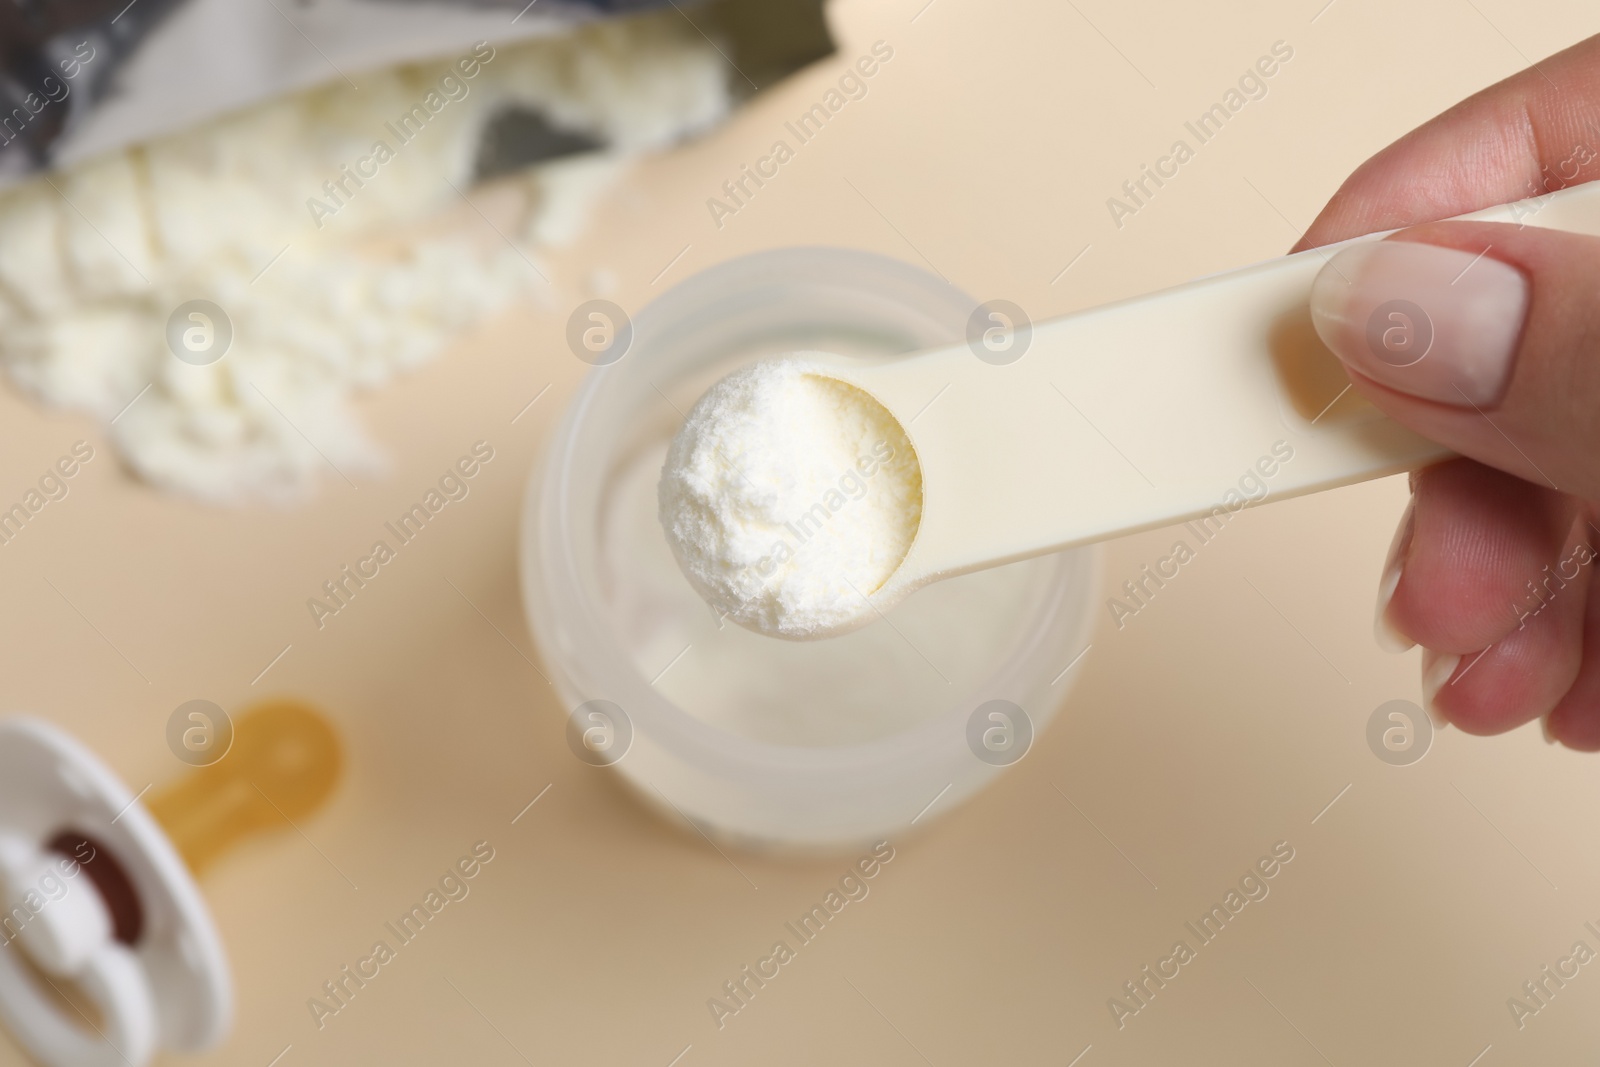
[3,0,1600,1064]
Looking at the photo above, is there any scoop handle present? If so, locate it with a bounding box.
[824,181,1600,598]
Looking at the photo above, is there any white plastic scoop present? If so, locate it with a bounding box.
[668,182,1600,639]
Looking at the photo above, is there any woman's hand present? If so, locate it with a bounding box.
[1299,34,1600,747]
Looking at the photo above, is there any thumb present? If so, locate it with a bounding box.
[1307,221,1600,499]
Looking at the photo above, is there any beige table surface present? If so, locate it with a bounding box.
[3,1,1600,1064]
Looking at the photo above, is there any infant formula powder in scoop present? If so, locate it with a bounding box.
[657,358,922,638]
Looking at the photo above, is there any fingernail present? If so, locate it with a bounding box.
[1375,495,1417,653]
[1420,649,1460,728]
[1309,239,1529,406]
[1541,715,1560,746]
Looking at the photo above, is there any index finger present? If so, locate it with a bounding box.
[1293,33,1600,250]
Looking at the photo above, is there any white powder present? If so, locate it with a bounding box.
[0,15,729,503]
[657,358,922,639]
[612,436,1058,746]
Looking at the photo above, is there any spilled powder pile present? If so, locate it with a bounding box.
[657,358,922,639]
[0,14,729,502]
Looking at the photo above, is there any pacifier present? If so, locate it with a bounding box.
[0,701,340,1067]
